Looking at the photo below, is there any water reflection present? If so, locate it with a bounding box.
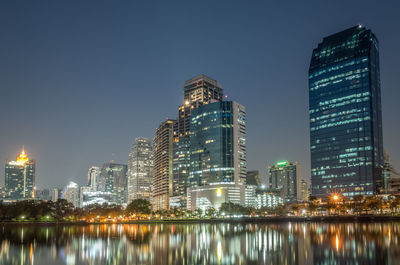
[1,222,399,265]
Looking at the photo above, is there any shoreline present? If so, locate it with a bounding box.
[1,215,400,225]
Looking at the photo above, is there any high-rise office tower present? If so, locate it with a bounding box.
[189,101,246,186]
[127,137,153,203]
[4,147,35,200]
[309,25,384,197]
[100,162,128,205]
[153,119,175,211]
[172,75,224,205]
[87,166,101,192]
[269,161,301,203]
[187,101,247,210]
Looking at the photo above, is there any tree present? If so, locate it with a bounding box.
[126,199,151,216]
[389,195,400,214]
[290,204,302,216]
[363,196,384,214]
[351,195,364,215]
[307,197,320,216]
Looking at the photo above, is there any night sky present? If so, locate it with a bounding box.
[1,1,399,189]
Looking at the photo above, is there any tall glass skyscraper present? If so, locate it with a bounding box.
[189,101,246,187]
[309,25,383,197]
[127,137,153,203]
[186,101,246,210]
[172,75,223,205]
[100,162,128,205]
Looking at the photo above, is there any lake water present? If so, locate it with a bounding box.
[0,222,399,265]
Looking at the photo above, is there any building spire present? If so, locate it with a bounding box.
[16,145,29,165]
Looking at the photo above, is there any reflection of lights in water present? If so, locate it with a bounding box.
[30,243,34,265]
[336,234,339,251]
[217,240,222,263]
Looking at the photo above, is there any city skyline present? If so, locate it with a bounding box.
[1,1,400,189]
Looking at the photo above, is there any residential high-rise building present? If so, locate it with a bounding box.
[269,161,301,203]
[127,137,153,203]
[153,119,175,211]
[61,181,79,207]
[301,179,310,202]
[172,75,224,206]
[100,162,128,205]
[4,148,35,200]
[52,188,61,201]
[309,25,384,197]
[187,101,246,210]
[87,166,101,192]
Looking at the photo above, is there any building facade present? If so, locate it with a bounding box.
[187,183,245,211]
[256,187,284,209]
[35,188,51,201]
[187,101,247,210]
[172,75,224,206]
[152,119,175,211]
[269,161,301,203]
[100,162,128,205]
[52,188,61,201]
[87,166,101,192]
[61,181,79,207]
[189,101,246,187]
[4,148,35,200]
[309,25,384,197]
[246,170,261,186]
[127,137,153,203]
[382,151,400,192]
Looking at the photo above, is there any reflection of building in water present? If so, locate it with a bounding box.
[310,223,395,265]
[1,223,400,265]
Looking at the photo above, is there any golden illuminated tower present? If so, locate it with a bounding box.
[4,147,36,200]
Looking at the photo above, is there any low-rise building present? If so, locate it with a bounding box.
[256,187,283,209]
[187,183,245,211]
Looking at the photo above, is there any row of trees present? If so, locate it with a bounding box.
[0,199,151,221]
[295,195,400,216]
[1,195,400,221]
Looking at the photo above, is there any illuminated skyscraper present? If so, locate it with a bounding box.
[4,147,35,200]
[153,119,175,211]
[189,101,246,186]
[172,75,224,206]
[187,101,247,210]
[127,137,153,203]
[269,161,301,203]
[309,25,384,197]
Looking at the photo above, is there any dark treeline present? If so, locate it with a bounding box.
[0,199,154,221]
[1,195,400,222]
